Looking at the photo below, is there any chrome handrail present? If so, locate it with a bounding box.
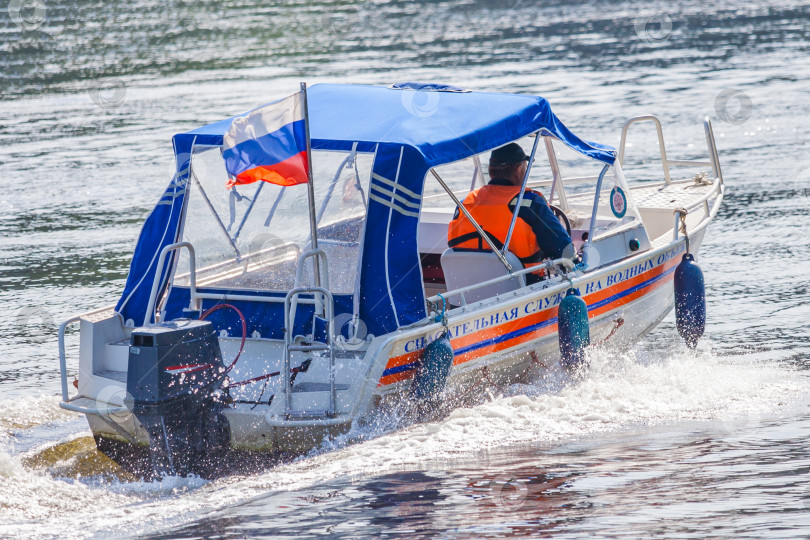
[618,115,672,184]
[294,249,331,291]
[144,242,199,326]
[619,115,724,243]
[58,315,83,402]
[173,240,300,285]
[283,286,336,417]
[671,118,724,241]
[703,117,724,183]
[619,115,725,188]
[57,304,126,414]
[290,248,331,326]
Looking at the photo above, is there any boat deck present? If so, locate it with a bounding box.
[631,176,720,245]
[631,176,716,210]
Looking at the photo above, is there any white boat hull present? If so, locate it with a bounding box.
[56,110,723,476]
[76,226,707,474]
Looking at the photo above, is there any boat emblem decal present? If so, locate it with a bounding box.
[610,186,627,218]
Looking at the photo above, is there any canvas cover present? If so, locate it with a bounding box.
[116,83,616,337]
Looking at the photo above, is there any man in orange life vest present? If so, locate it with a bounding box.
[447,143,571,281]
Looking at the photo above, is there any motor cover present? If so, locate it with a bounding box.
[126,319,229,477]
[127,319,224,404]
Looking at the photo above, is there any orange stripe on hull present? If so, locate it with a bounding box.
[377,254,681,388]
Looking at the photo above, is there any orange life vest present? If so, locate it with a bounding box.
[447,184,542,264]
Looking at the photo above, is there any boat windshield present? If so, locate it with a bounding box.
[548,140,643,246]
[173,145,373,294]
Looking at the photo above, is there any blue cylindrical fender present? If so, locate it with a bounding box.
[674,253,706,348]
[558,288,590,368]
[410,331,455,401]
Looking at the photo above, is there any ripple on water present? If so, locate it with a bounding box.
[1,0,810,537]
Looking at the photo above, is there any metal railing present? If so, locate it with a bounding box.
[673,177,725,241]
[295,249,330,290]
[144,242,199,326]
[144,243,326,330]
[58,304,129,415]
[704,117,724,181]
[618,115,674,184]
[283,286,337,418]
[173,240,300,288]
[288,248,331,329]
[618,115,723,186]
[618,116,725,242]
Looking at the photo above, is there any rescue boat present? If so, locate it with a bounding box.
[57,82,724,477]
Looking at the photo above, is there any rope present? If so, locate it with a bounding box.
[433,293,447,325]
[519,350,547,379]
[452,365,496,405]
[229,358,312,411]
[674,207,691,254]
[592,318,625,347]
[693,171,712,186]
[249,375,271,411]
[446,316,626,409]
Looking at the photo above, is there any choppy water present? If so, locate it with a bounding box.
[1,0,810,537]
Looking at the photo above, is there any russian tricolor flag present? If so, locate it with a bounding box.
[222,91,309,188]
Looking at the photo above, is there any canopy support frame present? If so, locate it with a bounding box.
[502,131,542,254]
[430,168,513,272]
[545,136,568,209]
[191,169,242,260]
[232,181,265,244]
[583,164,611,268]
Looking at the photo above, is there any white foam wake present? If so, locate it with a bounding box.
[0,395,78,435]
[0,344,805,539]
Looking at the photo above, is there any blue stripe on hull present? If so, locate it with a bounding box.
[380,264,676,379]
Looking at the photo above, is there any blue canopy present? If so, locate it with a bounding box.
[116,83,616,336]
[174,83,615,164]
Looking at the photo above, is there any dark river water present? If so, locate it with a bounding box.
[2,0,810,537]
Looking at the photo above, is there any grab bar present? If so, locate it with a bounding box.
[143,242,199,326]
[618,115,672,184]
[57,315,82,402]
[619,115,724,188]
[291,248,331,325]
[283,286,336,417]
[703,117,724,183]
[57,304,119,403]
[58,305,128,415]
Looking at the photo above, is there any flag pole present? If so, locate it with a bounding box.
[301,82,322,293]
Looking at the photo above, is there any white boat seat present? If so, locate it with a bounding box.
[440,249,526,304]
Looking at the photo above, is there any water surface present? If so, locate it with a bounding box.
[1,0,809,537]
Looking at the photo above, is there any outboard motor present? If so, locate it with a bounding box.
[126,319,230,477]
